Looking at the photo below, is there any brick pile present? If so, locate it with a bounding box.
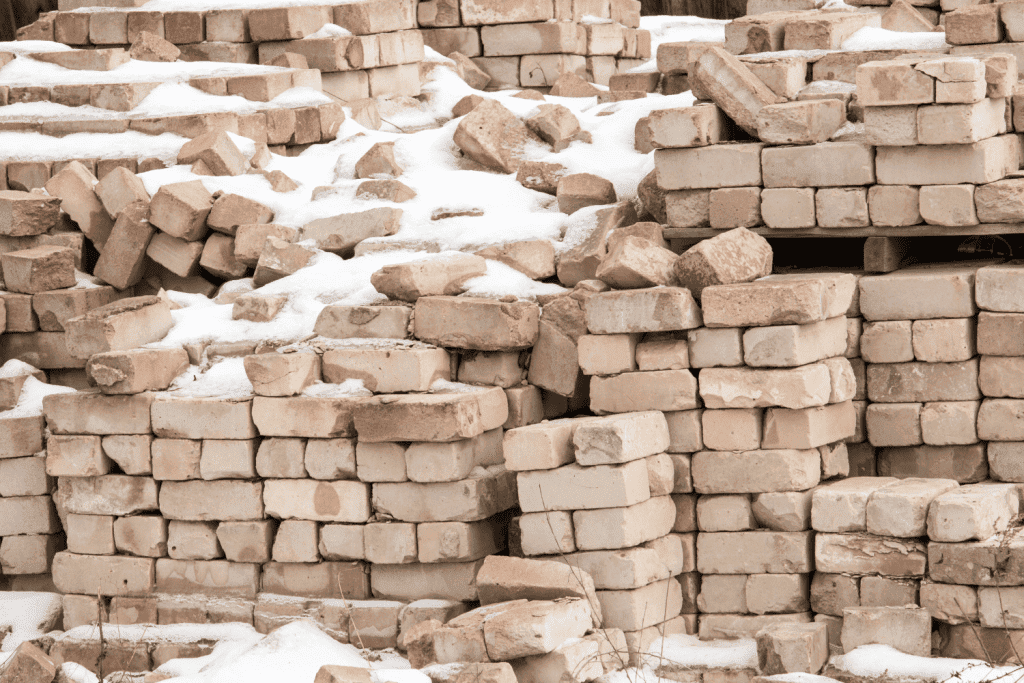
[0,364,71,583]
[0,47,345,156]
[18,0,425,100]
[646,49,1024,230]
[946,2,1024,70]
[418,0,649,90]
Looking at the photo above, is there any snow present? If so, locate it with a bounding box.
[630,15,728,72]
[60,622,262,645]
[0,131,188,163]
[841,26,950,51]
[0,358,41,378]
[830,645,1018,683]
[167,357,254,398]
[372,671,430,683]
[305,23,354,39]
[642,635,758,671]
[153,620,369,683]
[0,50,288,87]
[0,592,62,652]
[302,378,373,397]
[0,376,77,419]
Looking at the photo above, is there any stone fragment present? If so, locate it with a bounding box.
[454,100,531,174]
[690,46,785,136]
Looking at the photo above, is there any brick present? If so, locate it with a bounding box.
[656,143,763,190]
[573,496,676,551]
[867,360,980,402]
[703,273,856,327]
[875,135,1017,185]
[93,201,154,290]
[876,444,987,483]
[815,532,927,576]
[517,459,650,512]
[699,364,833,409]
[841,606,931,656]
[159,480,264,521]
[762,142,875,188]
[52,551,154,596]
[693,449,820,494]
[113,516,167,557]
[374,469,516,522]
[865,477,960,538]
[697,531,813,574]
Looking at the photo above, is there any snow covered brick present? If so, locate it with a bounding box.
[148,180,214,241]
[371,254,487,302]
[177,131,249,177]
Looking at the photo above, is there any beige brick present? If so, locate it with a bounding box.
[981,356,1024,398]
[762,401,855,449]
[66,513,115,555]
[517,459,650,513]
[353,386,506,442]
[591,370,698,414]
[65,296,173,360]
[876,444,987,483]
[702,273,857,327]
[322,345,448,393]
[867,360,980,403]
[644,105,727,149]
[373,469,516,522]
[159,480,264,521]
[701,408,762,451]
[573,411,669,466]
[919,184,979,227]
[655,143,763,190]
[867,402,923,447]
[151,439,200,481]
[760,187,816,229]
[861,320,914,363]
[753,490,813,532]
[811,477,899,533]
[841,606,931,657]
[815,532,927,576]
[928,483,1018,543]
[743,317,847,368]
[157,558,260,598]
[2,246,75,294]
[868,185,921,226]
[875,135,1017,185]
[58,475,158,516]
[857,60,934,106]
[693,449,820,494]
[86,347,189,395]
[585,288,702,334]
[370,560,478,602]
[977,263,1024,313]
[865,477,960,538]
[52,551,154,596]
[687,327,743,368]
[113,516,168,557]
[573,496,676,551]
[697,531,814,574]
[414,297,538,351]
[697,494,755,531]
[762,142,875,188]
[978,312,1024,356]
[252,396,360,439]
[699,364,832,410]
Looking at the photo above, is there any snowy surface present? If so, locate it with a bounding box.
[643,635,758,670]
[0,49,289,86]
[841,26,950,51]
[0,376,76,418]
[0,592,62,652]
[153,621,369,682]
[831,645,1019,683]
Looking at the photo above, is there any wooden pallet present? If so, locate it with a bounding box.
[664,224,1024,272]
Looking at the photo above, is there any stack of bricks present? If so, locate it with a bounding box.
[945,2,1024,73]
[0,47,342,153]
[649,47,1024,231]
[19,0,426,99]
[810,476,951,653]
[0,190,97,385]
[687,272,858,641]
[418,0,649,89]
[44,293,526,653]
[859,54,1022,230]
[0,364,72,585]
[505,410,694,661]
[859,264,990,483]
